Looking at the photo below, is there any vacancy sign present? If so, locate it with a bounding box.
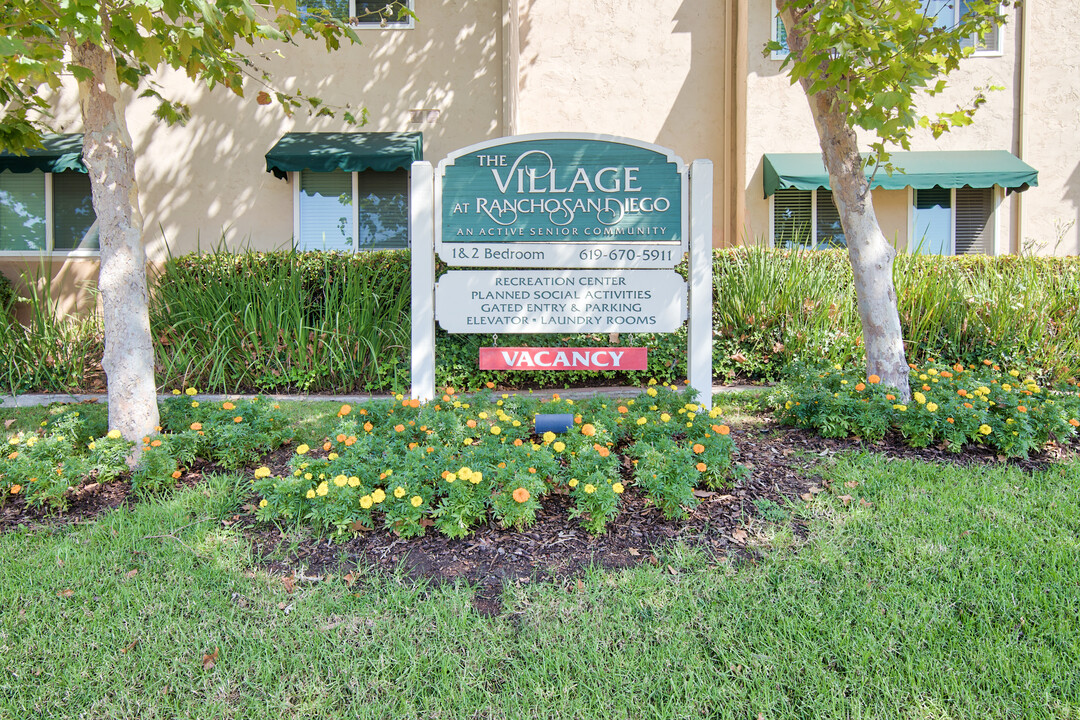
[479,347,647,371]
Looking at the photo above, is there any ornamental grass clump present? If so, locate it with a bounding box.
[773,361,1080,457]
[253,384,743,537]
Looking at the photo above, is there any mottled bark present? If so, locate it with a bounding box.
[777,2,911,400]
[73,41,160,453]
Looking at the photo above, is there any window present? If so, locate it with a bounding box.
[911,186,995,255]
[295,168,409,252]
[297,0,413,28]
[0,170,98,254]
[769,1,1000,59]
[771,189,846,250]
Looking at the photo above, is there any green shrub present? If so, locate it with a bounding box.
[771,360,1080,457]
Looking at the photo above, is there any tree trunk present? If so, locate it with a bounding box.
[777,3,911,400]
[73,41,160,452]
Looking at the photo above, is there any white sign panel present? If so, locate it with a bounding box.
[435,269,687,334]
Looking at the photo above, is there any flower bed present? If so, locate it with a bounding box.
[773,361,1080,457]
[251,384,739,536]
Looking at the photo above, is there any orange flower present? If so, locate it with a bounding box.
[486,382,496,389]
[946,417,955,424]
[940,371,953,378]
[617,406,628,414]
[717,425,730,435]
[528,467,537,474]
[150,439,162,447]
[190,422,203,431]
[957,389,968,397]
[854,383,866,392]
[512,487,530,503]
[695,462,707,472]
[222,401,235,411]
[466,419,477,428]
[394,424,405,433]
[363,422,373,432]
[1017,406,1026,413]
[922,385,931,391]
[337,404,352,418]
[171,470,182,479]
[867,374,881,384]
[885,394,896,401]
[9,484,21,495]
[963,402,973,409]
[408,442,418,450]
[497,462,506,469]
[982,359,993,366]
[581,424,596,437]
[692,443,705,454]
[513,439,523,446]
[1070,419,1080,427]
[336,434,346,442]
[358,408,367,415]
[597,447,610,457]
[954,364,964,373]
[234,416,243,423]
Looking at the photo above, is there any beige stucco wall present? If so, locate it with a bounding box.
[743,2,1038,253]
[513,0,733,244]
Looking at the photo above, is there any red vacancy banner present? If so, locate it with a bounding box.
[479,347,647,371]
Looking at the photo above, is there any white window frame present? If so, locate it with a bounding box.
[291,170,411,252]
[906,185,1002,255]
[769,188,841,250]
[0,171,99,258]
[769,2,1002,60]
[328,0,414,29]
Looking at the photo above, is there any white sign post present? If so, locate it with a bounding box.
[411,135,713,409]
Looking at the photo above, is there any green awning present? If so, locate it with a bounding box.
[265,132,423,179]
[0,134,86,174]
[763,150,1038,197]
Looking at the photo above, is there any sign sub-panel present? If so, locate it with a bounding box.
[435,269,687,334]
[479,347,647,371]
[437,134,687,269]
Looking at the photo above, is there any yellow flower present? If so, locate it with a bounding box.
[106,429,122,440]
[259,498,268,508]
[1009,369,1020,377]
[172,389,181,395]
[348,476,361,487]
[612,482,624,494]
[584,484,596,494]
[568,478,578,488]
[636,417,647,425]
[191,401,199,408]
[913,392,926,405]
[394,486,406,498]
[542,431,556,444]
[333,475,348,488]
[660,413,671,422]
[87,442,95,451]
[646,387,658,397]
[254,466,272,479]
[185,387,197,396]
[328,452,339,460]
[490,426,501,435]
[926,403,938,413]
[410,495,423,508]
[296,444,309,455]
[647,378,657,385]
[470,471,483,485]
[893,404,907,412]
[316,482,329,496]
[978,424,992,435]
[305,489,316,499]
[372,488,386,503]
[552,441,566,452]
[360,495,373,509]
[445,472,457,483]
[478,412,488,419]
[463,438,473,445]
[304,473,313,480]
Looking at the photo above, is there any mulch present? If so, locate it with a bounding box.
[2,417,1075,614]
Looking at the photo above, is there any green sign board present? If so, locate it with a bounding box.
[436,134,686,268]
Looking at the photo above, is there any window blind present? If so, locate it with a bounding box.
[773,189,812,249]
[0,172,46,251]
[955,187,992,254]
[53,171,99,250]
[356,168,408,250]
[816,191,846,248]
[298,170,354,252]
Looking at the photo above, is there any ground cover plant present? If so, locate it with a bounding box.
[0,396,1077,718]
[773,360,1080,457]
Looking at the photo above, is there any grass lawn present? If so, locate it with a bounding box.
[1,398,1078,719]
